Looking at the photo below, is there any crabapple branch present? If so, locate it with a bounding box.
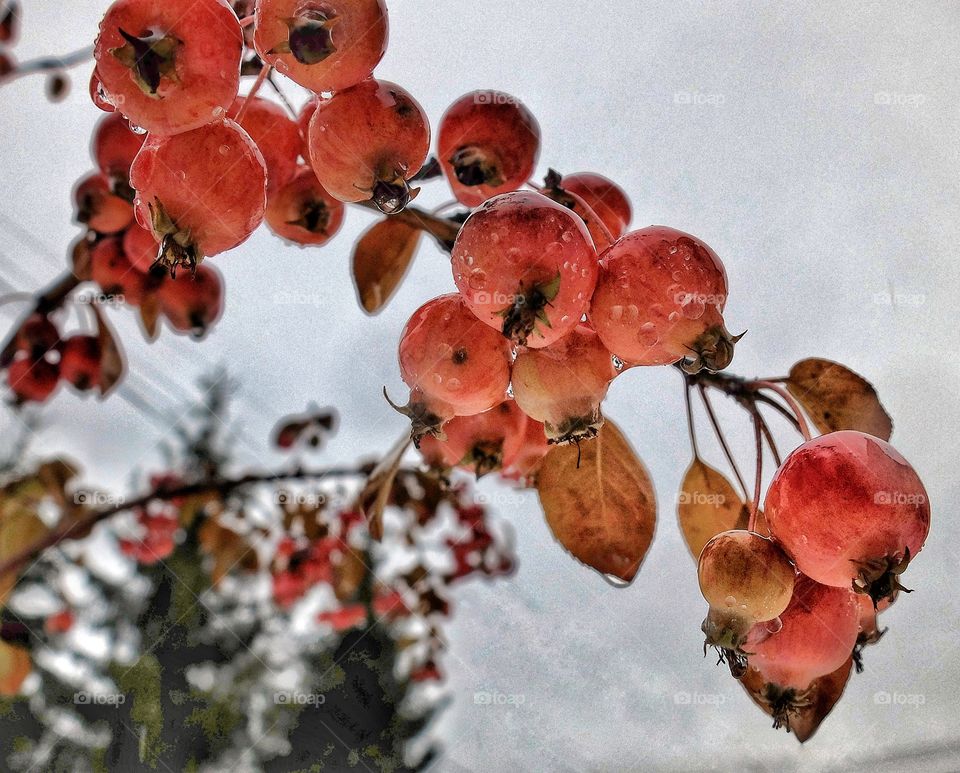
[0,44,94,83]
[0,464,374,582]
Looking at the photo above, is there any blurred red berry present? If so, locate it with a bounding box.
[59,336,103,392]
[254,0,387,94]
[589,226,737,372]
[93,0,242,135]
[122,221,160,273]
[500,416,549,484]
[158,263,224,338]
[91,237,147,305]
[7,357,59,402]
[130,119,267,270]
[298,97,319,165]
[308,79,430,213]
[74,173,133,234]
[451,190,598,348]
[419,400,527,477]
[438,90,541,207]
[228,95,301,197]
[14,313,60,360]
[265,166,344,245]
[45,609,75,635]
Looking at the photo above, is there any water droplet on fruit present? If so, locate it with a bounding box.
[669,245,678,255]
[680,295,706,320]
[490,233,500,244]
[724,595,737,607]
[637,322,659,346]
[468,270,487,291]
[447,378,461,391]
[765,616,783,634]
[176,170,187,181]
[609,305,624,322]
[672,270,682,281]
[506,247,522,264]
[602,573,632,589]
[668,311,680,322]
[465,255,474,266]
[562,231,573,243]
[612,356,625,371]
[128,122,147,135]
[625,304,639,322]
[219,144,230,155]
[432,374,443,385]
[212,106,225,119]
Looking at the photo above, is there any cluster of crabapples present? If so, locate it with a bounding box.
[696,430,930,727]
[395,189,738,478]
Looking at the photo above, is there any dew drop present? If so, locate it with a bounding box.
[447,377,462,392]
[765,616,783,634]
[609,305,624,322]
[490,233,500,244]
[562,231,573,243]
[602,573,633,589]
[176,170,187,181]
[612,355,625,371]
[468,270,487,291]
[219,144,230,155]
[669,245,678,255]
[625,304,639,322]
[724,595,737,608]
[211,106,225,119]
[680,295,706,320]
[506,247,522,264]
[128,122,147,135]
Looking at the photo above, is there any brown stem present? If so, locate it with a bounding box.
[0,465,371,582]
[748,408,762,532]
[0,270,82,366]
[357,200,461,251]
[1,45,94,83]
[683,378,700,459]
[698,384,749,500]
[749,380,812,441]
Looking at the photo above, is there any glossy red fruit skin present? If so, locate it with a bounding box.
[511,324,617,442]
[7,357,59,402]
[89,70,115,113]
[92,112,145,183]
[157,263,224,338]
[298,97,319,165]
[228,96,301,197]
[419,400,527,476]
[308,79,430,212]
[265,166,345,245]
[253,0,388,94]
[91,238,147,305]
[589,226,734,370]
[74,174,133,234]
[451,190,598,348]
[59,336,102,391]
[122,222,160,273]
[746,574,859,691]
[130,119,266,268]
[500,415,550,484]
[765,430,930,598]
[93,0,242,136]
[438,91,540,207]
[561,172,632,239]
[398,293,512,418]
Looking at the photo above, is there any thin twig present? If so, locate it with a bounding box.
[748,408,762,532]
[1,45,94,83]
[698,384,749,500]
[749,380,812,441]
[756,409,783,467]
[683,379,700,459]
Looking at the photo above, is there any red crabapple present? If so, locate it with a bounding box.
[438,91,541,207]
[511,324,617,443]
[158,263,224,338]
[298,97,319,165]
[227,96,301,196]
[59,336,102,391]
[539,172,616,254]
[253,0,388,94]
[697,530,796,655]
[558,172,632,240]
[130,119,267,271]
[418,400,527,477]
[74,174,133,234]
[265,166,345,245]
[7,357,59,403]
[308,79,430,213]
[122,221,160,273]
[14,314,60,361]
[92,112,145,186]
[589,226,738,371]
[93,0,242,135]
[746,575,859,695]
[764,430,930,604]
[91,238,147,305]
[451,190,598,348]
[500,415,550,484]
[397,293,512,438]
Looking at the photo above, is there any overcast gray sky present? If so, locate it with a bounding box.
[2,1,960,770]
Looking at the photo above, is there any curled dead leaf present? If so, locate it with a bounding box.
[536,420,656,583]
[786,359,892,440]
[352,218,421,315]
[357,435,412,541]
